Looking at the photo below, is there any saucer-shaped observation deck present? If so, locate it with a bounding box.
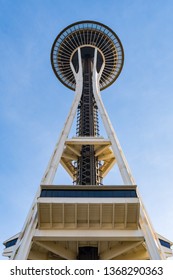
[51,20,124,91]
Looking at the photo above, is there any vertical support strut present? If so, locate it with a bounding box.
[92,48,165,260]
[41,48,83,185]
[10,48,84,259]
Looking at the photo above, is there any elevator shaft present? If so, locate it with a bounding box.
[76,53,101,185]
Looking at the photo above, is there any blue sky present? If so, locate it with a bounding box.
[1,0,173,259]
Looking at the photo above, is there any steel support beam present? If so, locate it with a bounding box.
[34,229,144,241]
[100,241,143,260]
[34,241,76,260]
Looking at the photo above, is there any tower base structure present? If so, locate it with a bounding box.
[3,185,173,260]
[3,21,172,260]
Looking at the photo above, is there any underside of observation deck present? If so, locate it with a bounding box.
[51,20,124,91]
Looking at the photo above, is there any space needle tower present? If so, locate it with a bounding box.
[3,21,172,260]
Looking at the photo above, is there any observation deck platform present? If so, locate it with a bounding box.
[3,186,172,259]
[37,185,140,230]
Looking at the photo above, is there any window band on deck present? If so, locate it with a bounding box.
[40,189,137,198]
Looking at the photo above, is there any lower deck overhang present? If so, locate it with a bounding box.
[37,185,140,230]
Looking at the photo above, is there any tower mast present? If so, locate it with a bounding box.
[3,21,172,260]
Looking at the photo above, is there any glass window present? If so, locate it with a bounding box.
[40,189,137,198]
[5,238,18,248]
[159,239,171,249]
